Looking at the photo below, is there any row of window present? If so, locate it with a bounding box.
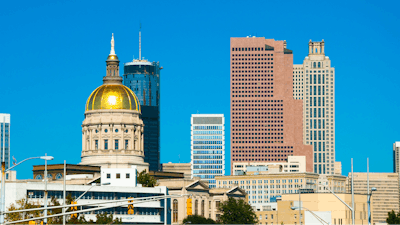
[193,170,223,174]
[193,160,223,164]
[193,165,223,169]
[192,131,223,135]
[193,136,223,140]
[192,126,223,130]
[232,145,293,149]
[93,139,129,150]
[232,47,275,52]
[193,141,223,144]
[193,155,223,159]
[106,173,131,179]
[192,146,223,150]
[232,69,274,73]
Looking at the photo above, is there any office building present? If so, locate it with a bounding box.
[293,40,336,174]
[123,29,161,172]
[0,113,10,170]
[393,142,400,172]
[282,193,368,225]
[191,114,225,188]
[215,172,346,210]
[347,172,399,224]
[80,34,149,171]
[158,178,246,224]
[230,37,313,173]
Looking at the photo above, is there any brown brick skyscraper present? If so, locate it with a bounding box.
[230,37,313,172]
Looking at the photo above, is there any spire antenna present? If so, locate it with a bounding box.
[110,33,116,55]
[139,23,141,60]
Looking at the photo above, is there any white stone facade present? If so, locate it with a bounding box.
[80,109,148,172]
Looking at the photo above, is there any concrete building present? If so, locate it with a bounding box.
[162,162,191,179]
[230,37,313,173]
[123,39,161,172]
[215,172,346,210]
[0,113,10,170]
[158,178,246,224]
[80,34,149,172]
[191,114,225,188]
[393,142,400,173]
[282,193,368,225]
[232,156,306,175]
[293,40,336,174]
[347,172,399,224]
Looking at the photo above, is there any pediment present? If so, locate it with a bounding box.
[186,180,209,191]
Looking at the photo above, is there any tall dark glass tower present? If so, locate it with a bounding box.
[123,29,161,171]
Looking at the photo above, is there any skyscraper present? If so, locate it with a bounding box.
[0,114,10,170]
[191,114,225,188]
[123,28,161,171]
[230,37,313,173]
[293,40,335,174]
[393,141,400,173]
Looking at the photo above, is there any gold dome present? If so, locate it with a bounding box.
[86,84,140,112]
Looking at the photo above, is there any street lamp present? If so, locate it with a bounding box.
[291,206,329,225]
[368,187,377,225]
[298,181,314,225]
[0,154,54,225]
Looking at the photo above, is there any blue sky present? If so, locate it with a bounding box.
[1,0,399,179]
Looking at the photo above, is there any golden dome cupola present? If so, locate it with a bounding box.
[85,34,140,112]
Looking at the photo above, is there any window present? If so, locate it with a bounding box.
[125,140,129,149]
[116,173,120,179]
[95,140,98,150]
[104,140,108,150]
[195,200,198,215]
[201,200,205,217]
[126,173,130,179]
[115,140,119,150]
[107,173,111,179]
[173,199,178,222]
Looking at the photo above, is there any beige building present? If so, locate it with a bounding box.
[347,172,399,224]
[233,156,306,175]
[161,162,191,179]
[216,172,346,212]
[293,40,336,175]
[255,200,305,225]
[282,193,368,225]
[80,34,149,172]
[157,178,246,224]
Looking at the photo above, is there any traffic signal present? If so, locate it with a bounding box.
[186,198,192,215]
[127,197,134,215]
[70,201,78,218]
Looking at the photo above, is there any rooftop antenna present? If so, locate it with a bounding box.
[139,23,141,60]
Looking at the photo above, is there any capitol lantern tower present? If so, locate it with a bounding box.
[80,34,149,172]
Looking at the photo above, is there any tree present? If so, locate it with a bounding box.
[48,196,62,224]
[5,197,41,224]
[386,210,400,224]
[182,215,217,224]
[137,170,157,187]
[92,212,122,224]
[218,197,258,224]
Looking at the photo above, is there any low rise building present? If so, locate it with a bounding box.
[215,172,346,211]
[347,172,399,224]
[233,156,306,175]
[282,193,368,225]
[158,178,246,224]
[161,162,191,179]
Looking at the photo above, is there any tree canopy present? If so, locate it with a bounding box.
[137,170,158,187]
[218,197,258,224]
[182,215,217,224]
[387,210,400,224]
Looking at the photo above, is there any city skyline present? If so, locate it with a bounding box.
[2,0,400,178]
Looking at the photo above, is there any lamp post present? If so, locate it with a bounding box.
[368,187,377,225]
[0,155,54,225]
[322,183,354,225]
[291,206,329,225]
[298,181,314,225]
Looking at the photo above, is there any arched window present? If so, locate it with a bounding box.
[195,199,198,215]
[35,174,42,180]
[201,200,205,217]
[55,173,63,179]
[313,62,316,68]
[318,62,321,68]
[173,199,178,223]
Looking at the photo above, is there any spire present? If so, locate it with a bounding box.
[110,33,116,55]
[105,33,121,84]
[139,23,141,60]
